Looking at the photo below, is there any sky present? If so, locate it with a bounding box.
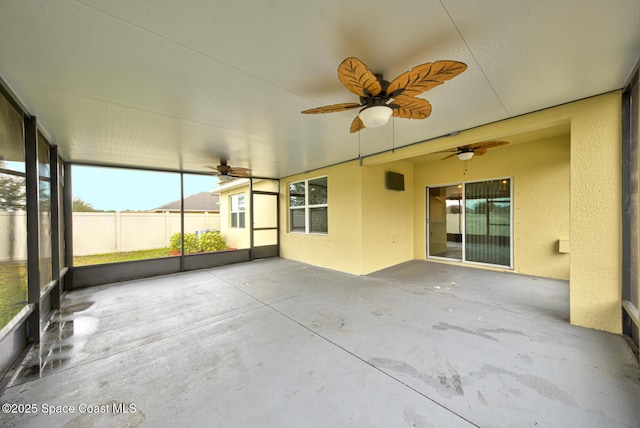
[72,165,220,212]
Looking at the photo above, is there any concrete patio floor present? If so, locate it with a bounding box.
[0,258,638,427]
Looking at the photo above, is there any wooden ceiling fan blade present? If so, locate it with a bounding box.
[466,140,508,150]
[229,166,251,175]
[478,140,509,150]
[301,102,362,114]
[350,115,365,133]
[390,95,432,119]
[205,165,222,175]
[230,166,250,172]
[474,148,488,156]
[338,57,382,98]
[387,60,467,98]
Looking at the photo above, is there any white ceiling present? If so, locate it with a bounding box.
[0,0,638,178]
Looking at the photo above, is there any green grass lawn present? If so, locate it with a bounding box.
[0,262,28,330]
[73,248,175,266]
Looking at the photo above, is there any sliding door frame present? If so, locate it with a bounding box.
[426,176,514,269]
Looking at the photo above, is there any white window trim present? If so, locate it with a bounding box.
[230,193,245,229]
[288,176,328,234]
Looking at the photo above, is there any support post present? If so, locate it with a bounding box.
[24,116,40,342]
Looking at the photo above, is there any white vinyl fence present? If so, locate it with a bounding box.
[72,212,220,256]
[0,212,28,262]
[0,211,221,261]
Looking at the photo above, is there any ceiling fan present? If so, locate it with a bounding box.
[440,141,509,161]
[207,159,251,181]
[301,57,467,133]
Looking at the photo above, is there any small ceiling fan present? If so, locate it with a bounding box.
[207,159,251,180]
[440,141,509,161]
[301,57,467,133]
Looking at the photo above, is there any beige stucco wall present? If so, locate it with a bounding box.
[280,162,365,274]
[363,91,622,333]
[216,179,279,250]
[360,161,415,274]
[279,92,623,334]
[217,184,251,250]
[413,135,571,280]
[279,160,416,275]
[569,94,622,333]
[278,133,573,281]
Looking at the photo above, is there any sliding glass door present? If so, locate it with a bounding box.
[427,178,512,268]
[427,185,463,260]
[464,179,511,266]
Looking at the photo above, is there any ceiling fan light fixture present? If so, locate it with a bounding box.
[457,151,474,161]
[359,105,393,128]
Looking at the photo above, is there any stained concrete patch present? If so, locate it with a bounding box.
[432,322,526,342]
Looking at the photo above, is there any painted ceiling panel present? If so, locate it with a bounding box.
[442,0,640,115]
[0,0,638,179]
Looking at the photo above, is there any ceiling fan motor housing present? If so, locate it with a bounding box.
[217,164,232,174]
[359,75,390,106]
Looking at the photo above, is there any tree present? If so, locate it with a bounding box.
[72,198,98,212]
[0,174,26,211]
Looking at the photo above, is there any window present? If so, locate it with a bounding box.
[0,91,27,330]
[427,178,512,268]
[58,157,65,268]
[38,132,53,291]
[230,194,245,228]
[289,176,327,234]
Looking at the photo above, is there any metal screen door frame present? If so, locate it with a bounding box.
[249,178,280,260]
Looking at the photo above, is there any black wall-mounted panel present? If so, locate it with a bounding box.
[386,171,405,191]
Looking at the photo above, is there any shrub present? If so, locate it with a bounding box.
[169,233,182,252]
[199,230,227,252]
[183,233,200,253]
[168,232,200,254]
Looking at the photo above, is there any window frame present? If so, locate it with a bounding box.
[0,91,28,332]
[230,193,246,229]
[37,132,53,291]
[288,176,328,234]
